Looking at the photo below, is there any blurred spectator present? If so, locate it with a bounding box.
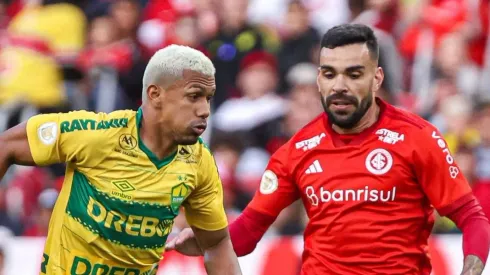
[110,0,141,43]
[210,132,245,221]
[282,62,323,138]
[434,33,480,99]
[203,0,271,108]
[473,103,490,220]
[213,51,286,149]
[77,16,133,74]
[0,185,22,235]
[276,0,320,94]
[23,188,58,237]
[431,94,480,153]
[7,1,87,61]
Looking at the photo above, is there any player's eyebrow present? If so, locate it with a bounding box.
[187,84,215,95]
[319,65,335,71]
[345,65,365,72]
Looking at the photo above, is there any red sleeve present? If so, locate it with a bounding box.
[412,126,472,210]
[443,194,490,264]
[247,143,300,217]
[228,143,299,256]
[229,207,276,256]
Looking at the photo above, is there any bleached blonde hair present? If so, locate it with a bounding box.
[142,45,216,102]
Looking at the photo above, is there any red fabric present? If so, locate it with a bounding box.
[240,51,278,72]
[472,181,490,219]
[5,34,53,56]
[229,207,275,256]
[246,98,473,274]
[23,224,47,237]
[7,168,50,221]
[399,0,468,60]
[261,238,300,275]
[77,41,134,73]
[468,0,489,66]
[444,194,490,264]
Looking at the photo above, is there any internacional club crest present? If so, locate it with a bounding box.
[365,148,393,175]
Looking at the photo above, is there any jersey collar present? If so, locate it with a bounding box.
[324,97,388,147]
[136,107,177,169]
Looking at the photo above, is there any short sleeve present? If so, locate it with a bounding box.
[248,143,300,217]
[413,125,472,213]
[183,146,228,231]
[26,111,101,166]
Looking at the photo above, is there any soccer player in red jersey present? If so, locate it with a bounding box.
[166,24,490,275]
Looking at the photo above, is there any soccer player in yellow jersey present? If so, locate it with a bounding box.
[0,45,242,275]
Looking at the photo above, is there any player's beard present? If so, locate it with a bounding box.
[321,90,373,129]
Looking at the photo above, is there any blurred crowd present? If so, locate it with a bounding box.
[0,0,490,258]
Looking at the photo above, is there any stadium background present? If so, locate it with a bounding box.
[0,0,489,274]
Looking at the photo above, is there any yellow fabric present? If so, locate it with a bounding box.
[0,46,64,107]
[8,4,86,54]
[26,109,227,274]
[444,128,481,153]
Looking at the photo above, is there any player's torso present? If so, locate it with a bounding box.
[43,110,201,274]
[291,115,434,274]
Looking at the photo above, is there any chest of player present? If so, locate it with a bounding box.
[292,132,420,206]
[81,152,199,214]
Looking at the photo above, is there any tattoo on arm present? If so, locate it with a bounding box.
[462,255,484,275]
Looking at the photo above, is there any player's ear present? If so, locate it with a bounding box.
[373,66,384,92]
[147,85,163,108]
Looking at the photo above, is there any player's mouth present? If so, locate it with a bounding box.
[330,100,355,111]
[191,123,207,135]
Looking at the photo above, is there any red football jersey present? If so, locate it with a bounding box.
[248,98,472,275]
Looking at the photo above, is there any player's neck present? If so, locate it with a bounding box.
[139,109,178,160]
[332,101,380,135]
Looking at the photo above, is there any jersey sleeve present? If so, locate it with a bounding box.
[412,125,472,213]
[247,143,300,217]
[183,145,228,231]
[26,111,102,166]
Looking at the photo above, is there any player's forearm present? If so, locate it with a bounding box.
[203,236,242,275]
[444,195,490,274]
[462,255,485,275]
[230,207,276,256]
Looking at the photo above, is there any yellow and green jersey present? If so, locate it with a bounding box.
[26,108,228,275]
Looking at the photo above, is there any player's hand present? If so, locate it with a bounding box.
[165,228,204,256]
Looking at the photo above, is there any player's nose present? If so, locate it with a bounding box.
[196,100,210,119]
[331,75,348,94]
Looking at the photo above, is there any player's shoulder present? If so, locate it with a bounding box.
[275,113,327,157]
[381,101,440,142]
[290,113,327,148]
[383,102,436,132]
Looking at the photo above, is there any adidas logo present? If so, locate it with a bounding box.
[305,160,323,174]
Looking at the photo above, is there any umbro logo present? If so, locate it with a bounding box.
[305,160,323,174]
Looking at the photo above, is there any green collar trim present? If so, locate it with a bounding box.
[136,107,177,169]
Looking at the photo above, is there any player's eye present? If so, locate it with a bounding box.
[188,94,200,101]
[323,72,335,79]
[206,96,213,103]
[349,72,362,79]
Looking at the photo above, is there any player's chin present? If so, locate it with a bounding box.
[176,133,200,145]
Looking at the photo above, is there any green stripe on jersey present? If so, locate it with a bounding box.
[66,171,176,249]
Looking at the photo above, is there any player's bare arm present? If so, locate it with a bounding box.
[166,227,202,256]
[461,255,485,275]
[0,122,35,178]
[192,226,242,275]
